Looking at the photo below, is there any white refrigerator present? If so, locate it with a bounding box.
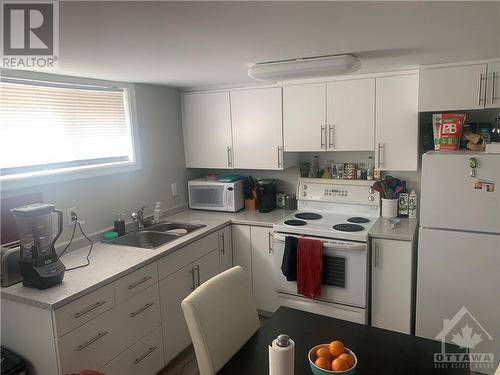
[416,151,500,374]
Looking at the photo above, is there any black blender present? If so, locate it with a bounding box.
[11,204,65,289]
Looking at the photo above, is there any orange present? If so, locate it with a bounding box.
[338,353,355,368]
[328,341,345,358]
[314,356,332,371]
[315,347,333,361]
[332,357,350,371]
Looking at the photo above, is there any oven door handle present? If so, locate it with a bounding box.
[273,233,366,251]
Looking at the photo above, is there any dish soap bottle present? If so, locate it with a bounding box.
[153,202,162,223]
[408,190,417,219]
[398,181,409,218]
[114,213,126,236]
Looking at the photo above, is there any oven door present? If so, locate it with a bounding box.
[273,233,367,308]
[188,184,228,211]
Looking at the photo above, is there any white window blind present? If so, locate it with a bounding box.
[0,78,134,179]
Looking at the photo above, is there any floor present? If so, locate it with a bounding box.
[157,315,269,375]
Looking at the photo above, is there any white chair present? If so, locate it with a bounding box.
[181,266,260,375]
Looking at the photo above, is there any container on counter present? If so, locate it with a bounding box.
[285,194,297,210]
[277,192,286,208]
[408,190,417,219]
[398,181,409,218]
[114,213,126,236]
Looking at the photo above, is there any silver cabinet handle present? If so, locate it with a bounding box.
[76,331,108,351]
[268,231,273,254]
[328,124,334,149]
[189,267,195,290]
[377,143,384,168]
[478,73,487,105]
[226,146,232,167]
[320,125,326,149]
[128,275,152,290]
[492,72,498,104]
[134,346,158,365]
[219,232,225,255]
[130,302,155,318]
[374,243,379,268]
[73,301,106,319]
[195,265,201,287]
[277,146,283,168]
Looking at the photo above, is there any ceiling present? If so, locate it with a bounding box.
[57,1,500,89]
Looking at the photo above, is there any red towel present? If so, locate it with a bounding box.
[297,238,323,298]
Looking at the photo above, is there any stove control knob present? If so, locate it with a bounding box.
[368,195,375,202]
[301,191,307,197]
[302,184,308,190]
[368,188,374,194]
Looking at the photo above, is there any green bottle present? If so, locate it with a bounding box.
[398,181,409,218]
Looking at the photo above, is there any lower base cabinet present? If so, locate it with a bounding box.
[100,327,164,375]
[371,238,414,334]
[232,224,278,313]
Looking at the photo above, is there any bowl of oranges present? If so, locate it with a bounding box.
[308,340,357,374]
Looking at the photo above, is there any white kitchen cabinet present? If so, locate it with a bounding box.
[326,78,375,151]
[485,62,500,108]
[182,91,233,168]
[218,225,233,272]
[232,224,253,290]
[231,88,284,169]
[371,238,413,334]
[375,74,419,171]
[419,63,487,111]
[159,248,220,364]
[250,226,279,313]
[159,263,194,364]
[283,83,326,152]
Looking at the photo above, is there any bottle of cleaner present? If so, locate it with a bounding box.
[398,181,409,218]
[408,190,417,219]
[153,202,162,223]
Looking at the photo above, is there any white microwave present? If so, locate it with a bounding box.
[188,178,244,212]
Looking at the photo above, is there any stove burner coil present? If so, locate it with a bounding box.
[284,219,307,226]
[295,212,323,220]
[332,223,365,232]
[346,217,370,224]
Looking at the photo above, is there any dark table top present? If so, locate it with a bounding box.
[218,307,468,375]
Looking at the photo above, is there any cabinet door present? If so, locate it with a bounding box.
[231,225,252,290]
[486,62,500,109]
[182,92,233,168]
[283,83,326,151]
[375,74,419,171]
[195,249,219,286]
[326,78,375,151]
[371,238,412,334]
[231,88,284,169]
[250,226,278,313]
[218,226,233,272]
[419,64,487,111]
[159,263,194,364]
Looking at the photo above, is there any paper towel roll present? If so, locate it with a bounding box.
[269,338,295,375]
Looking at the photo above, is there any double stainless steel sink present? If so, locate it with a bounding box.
[110,221,206,249]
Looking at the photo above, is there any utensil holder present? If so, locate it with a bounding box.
[381,198,398,218]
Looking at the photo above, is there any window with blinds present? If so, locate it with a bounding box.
[0,78,135,179]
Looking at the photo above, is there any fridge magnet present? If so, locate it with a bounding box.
[477,179,495,192]
[474,181,482,190]
[486,184,495,192]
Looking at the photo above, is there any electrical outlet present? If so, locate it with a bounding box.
[171,183,178,197]
[66,207,78,225]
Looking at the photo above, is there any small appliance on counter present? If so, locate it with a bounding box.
[1,244,22,287]
[188,178,244,212]
[255,179,277,213]
[10,204,65,289]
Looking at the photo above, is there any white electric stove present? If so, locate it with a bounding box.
[273,178,380,324]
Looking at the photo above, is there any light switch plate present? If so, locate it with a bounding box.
[171,183,178,197]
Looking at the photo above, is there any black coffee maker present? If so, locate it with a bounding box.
[11,204,66,289]
[255,179,277,213]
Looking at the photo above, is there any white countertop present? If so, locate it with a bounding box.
[369,217,419,242]
[1,208,291,310]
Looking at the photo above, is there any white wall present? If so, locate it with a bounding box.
[1,84,188,243]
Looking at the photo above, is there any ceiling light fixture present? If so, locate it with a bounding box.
[248,54,361,82]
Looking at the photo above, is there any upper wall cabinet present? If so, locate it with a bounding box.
[230,88,284,170]
[418,62,500,111]
[283,83,326,152]
[182,92,233,169]
[375,74,419,171]
[283,79,375,152]
[326,79,375,151]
